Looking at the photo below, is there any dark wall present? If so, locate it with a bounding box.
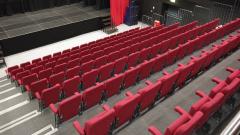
[140,0,234,16]
[139,0,163,16]
[1,17,101,56]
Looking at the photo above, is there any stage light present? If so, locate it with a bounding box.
[170,0,176,3]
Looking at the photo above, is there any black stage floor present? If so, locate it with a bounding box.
[0,2,109,56]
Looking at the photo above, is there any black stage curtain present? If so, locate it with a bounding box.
[96,0,109,10]
[0,0,81,17]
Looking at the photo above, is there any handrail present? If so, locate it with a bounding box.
[221,110,240,135]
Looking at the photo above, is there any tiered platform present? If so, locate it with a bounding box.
[1,18,240,135]
[0,3,109,56]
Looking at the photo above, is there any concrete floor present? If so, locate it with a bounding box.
[0,26,239,135]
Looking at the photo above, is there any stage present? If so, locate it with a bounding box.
[0,2,110,56]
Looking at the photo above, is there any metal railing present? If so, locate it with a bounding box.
[221,110,240,135]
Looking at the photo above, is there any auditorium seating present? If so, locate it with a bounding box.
[82,82,105,110]
[72,19,240,134]
[62,76,81,98]
[148,67,240,135]
[50,92,82,127]
[73,105,115,135]
[20,73,38,92]
[36,84,61,111]
[26,78,48,99]
[4,18,239,131]
[148,107,203,135]
[148,63,240,135]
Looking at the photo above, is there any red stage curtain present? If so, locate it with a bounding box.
[110,0,129,26]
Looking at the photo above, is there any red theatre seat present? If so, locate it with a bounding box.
[21,73,38,92]
[114,92,141,127]
[49,71,65,87]
[138,81,161,112]
[73,105,115,135]
[158,71,179,97]
[38,68,53,80]
[81,69,99,90]
[105,74,124,98]
[26,78,48,99]
[66,66,81,79]
[114,56,128,74]
[82,83,105,109]
[99,63,114,82]
[62,76,81,98]
[50,93,82,127]
[123,67,140,89]
[36,84,61,110]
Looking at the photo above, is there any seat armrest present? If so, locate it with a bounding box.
[211,77,222,84]
[49,104,58,114]
[25,85,31,92]
[190,56,197,60]
[162,70,169,75]
[175,106,190,117]
[145,80,153,85]
[102,104,111,111]
[226,67,236,73]
[196,90,208,98]
[148,126,163,135]
[125,91,134,97]
[35,92,41,100]
[73,121,85,135]
[177,63,184,67]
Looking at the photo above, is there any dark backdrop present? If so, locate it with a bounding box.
[139,0,240,20]
[0,17,101,56]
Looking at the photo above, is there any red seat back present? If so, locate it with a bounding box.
[175,63,194,87]
[99,63,114,82]
[66,66,81,79]
[38,68,52,80]
[59,93,82,121]
[63,76,81,97]
[82,69,99,90]
[158,71,179,97]
[68,58,80,69]
[123,67,140,89]
[138,82,161,112]
[80,60,94,75]
[22,73,38,86]
[49,71,65,87]
[139,60,154,80]
[53,63,67,74]
[94,56,108,68]
[84,105,115,135]
[82,83,105,109]
[41,84,61,107]
[127,52,140,68]
[16,70,31,83]
[114,92,140,127]
[105,74,124,98]
[30,78,48,97]
[114,56,128,74]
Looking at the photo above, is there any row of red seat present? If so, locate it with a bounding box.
[12,22,199,95]
[34,19,226,127]
[35,18,225,114]
[6,21,198,81]
[72,26,240,135]
[148,59,240,135]
[4,27,140,75]
[9,18,219,80]
[7,24,175,85]
[34,20,220,111]
[46,21,216,126]
[5,26,161,77]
